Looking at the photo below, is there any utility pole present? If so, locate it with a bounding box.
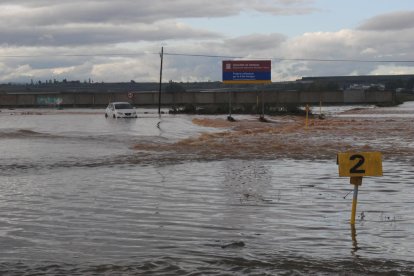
[158,46,164,116]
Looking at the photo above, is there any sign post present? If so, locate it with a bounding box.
[222,60,271,121]
[337,152,383,224]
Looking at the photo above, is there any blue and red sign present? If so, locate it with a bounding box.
[222,60,271,84]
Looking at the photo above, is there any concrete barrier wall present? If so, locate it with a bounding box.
[234,92,257,104]
[75,94,94,105]
[60,94,74,105]
[0,90,394,108]
[0,94,18,106]
[277,91,300,103]
[300,91,321,103]
[365,90,393,103]
[17,95,36,106]
[344,90,365,103]
[321,91,343,103]
[194,92,214,104]
[214,92,229,104]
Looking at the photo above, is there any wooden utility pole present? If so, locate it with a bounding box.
[158,46,164,116]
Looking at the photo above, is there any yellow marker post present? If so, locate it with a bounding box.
[305,104,309,128]
[350,177,362,224]
[337,152,383,224]
[351,223,359,253]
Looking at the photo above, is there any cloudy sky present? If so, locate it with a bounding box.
[1,0,414,83]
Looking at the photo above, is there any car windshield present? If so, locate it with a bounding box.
[114,103,133,109]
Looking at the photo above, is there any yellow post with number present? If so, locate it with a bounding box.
[338,152,383,177]
[337,152,383,225]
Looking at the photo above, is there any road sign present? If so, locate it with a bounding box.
[337,152,383,177]
[222,60,271,84]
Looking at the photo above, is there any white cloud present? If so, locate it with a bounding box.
[1,1,414,82]
[0,0,315,26]
[91,58,160,82]
[52,66,76,75]
[369,65,414,75]
[358,11,414,31]
[0,21,221,46]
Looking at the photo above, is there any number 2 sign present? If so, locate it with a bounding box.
[337,152,383,177]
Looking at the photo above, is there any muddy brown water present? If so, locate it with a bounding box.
[0,104,413,275]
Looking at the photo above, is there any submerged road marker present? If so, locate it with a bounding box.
[337,152,383,224]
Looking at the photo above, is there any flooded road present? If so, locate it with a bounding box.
[0,104,413,275]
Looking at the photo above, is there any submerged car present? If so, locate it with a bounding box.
[105,102,137,118]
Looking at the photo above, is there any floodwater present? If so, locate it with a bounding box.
[0,104,413,275]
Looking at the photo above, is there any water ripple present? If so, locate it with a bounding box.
[1,109,414,274]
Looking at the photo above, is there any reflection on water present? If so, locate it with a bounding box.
[0,107,414,275]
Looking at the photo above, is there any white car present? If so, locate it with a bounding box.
[105,102,137,118]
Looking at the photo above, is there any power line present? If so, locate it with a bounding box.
[163,52,243,59]
[1,51,414,63]
[273,57,414,63]
[164,52,414,63]
[0,53,147,58]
